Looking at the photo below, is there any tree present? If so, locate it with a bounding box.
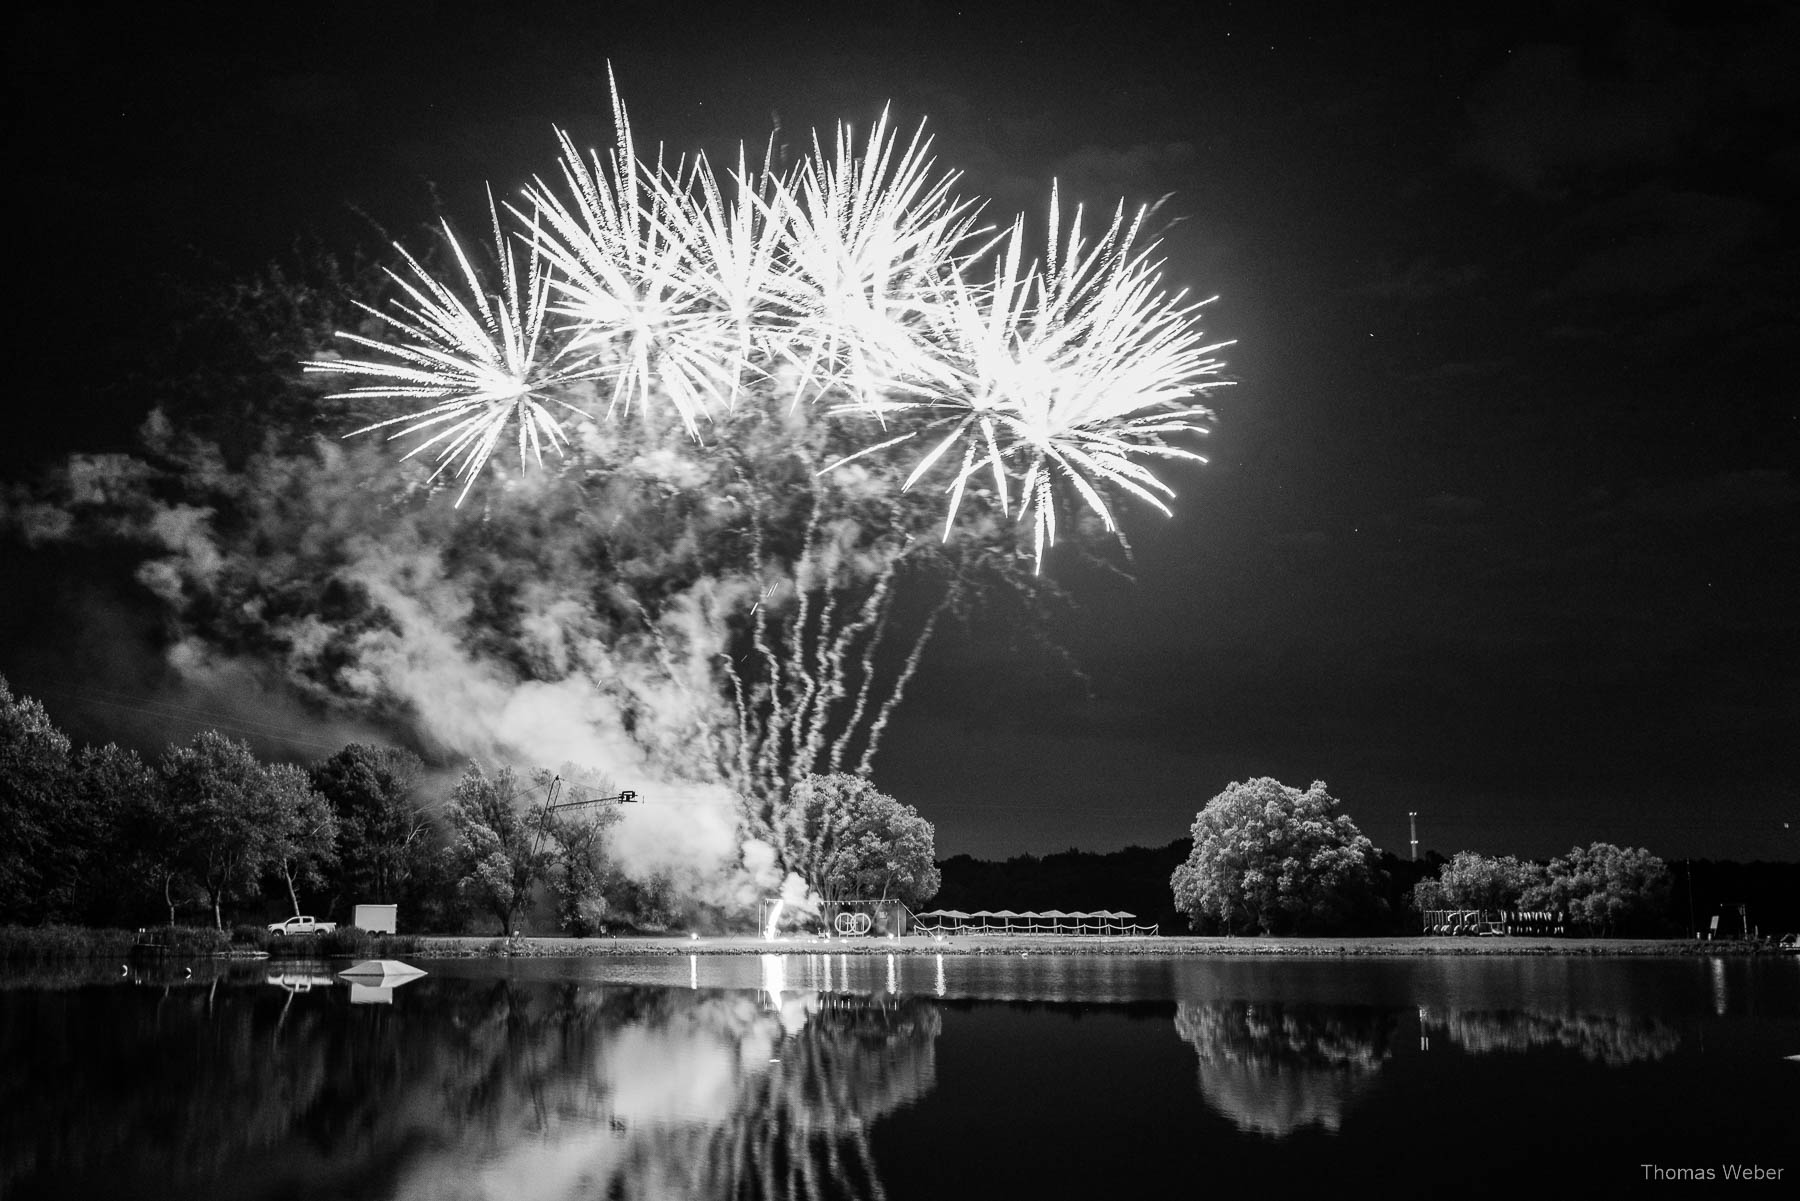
[0,676,73,921]
[443,762,550,934]
[768,773,941,908]
[1427,850,1545,912]
[309,744,433,905]
[1523,842,1671,936]
[536,766,626,936]
[264,763,338,918]
[158,730,289,930]
[1170,778,1382,935]
[67,742,163,926]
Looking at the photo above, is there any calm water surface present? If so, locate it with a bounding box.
[3,953,1795,1199]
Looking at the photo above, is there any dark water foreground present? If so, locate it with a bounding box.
[2,954,1794,1199]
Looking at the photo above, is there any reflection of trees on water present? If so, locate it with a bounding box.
[0,971,938,1201]
[1420,1008,1680,1065]
[1172,1001,1396,1137]
[1165,997,1685,1143]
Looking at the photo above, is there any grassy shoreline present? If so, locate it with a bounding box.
[0,923,421,963]
[6,924,1782,962]
[408,933,1783,958]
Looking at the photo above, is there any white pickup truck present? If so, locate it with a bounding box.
[267,916,337,938]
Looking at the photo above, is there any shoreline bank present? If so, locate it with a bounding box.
[410,933,1785,958]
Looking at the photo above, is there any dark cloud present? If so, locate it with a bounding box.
[1459,41,1697,194]
[1360,256,1486,303]
[1553,186,1765,297]
[1456,5,1800,199]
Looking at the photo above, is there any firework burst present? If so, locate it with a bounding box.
[302,196,600,504]
[514,71,765,435]
[830,187,1230,565]
[307,80,1229,565]
[771,107,989,405]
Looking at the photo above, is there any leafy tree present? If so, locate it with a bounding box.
[1426,850,1545,912]
[309,744,433,905]
[1523,842,1671,936]
[264,763,338,918]
[603,870,681,933]
[535,766,626,936]
[158,731,293,930]
[1170,778,1382,935]
[443,762,551,934]
[67,742,163,926]
[770,773,941,907]
[1411,877,1449,913]
[0,676,73,921]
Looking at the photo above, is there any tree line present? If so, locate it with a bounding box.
[13,668,1789,939]
[0,676,661,932]
[1,677,944,935]
[1165,776,1705,937]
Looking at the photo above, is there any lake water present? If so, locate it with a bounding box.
[3,953,1795,1199]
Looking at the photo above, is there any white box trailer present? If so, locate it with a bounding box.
[353,904,398,935]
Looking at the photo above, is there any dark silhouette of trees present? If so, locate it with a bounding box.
[0,676,72,921]
[933,840,1191,931]
[308,744,433,906]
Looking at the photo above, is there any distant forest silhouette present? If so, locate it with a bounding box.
[934,843,1800,937]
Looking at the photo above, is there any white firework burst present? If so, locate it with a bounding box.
[832,185,1231,568]
[302,196,599,504]
[309,78,1229,567]
[771,107,989,406]
[515,68,789,433]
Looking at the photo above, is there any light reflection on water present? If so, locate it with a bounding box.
[2,953,1795,1200]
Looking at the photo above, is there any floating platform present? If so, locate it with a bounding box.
[338,959,427,1005]
[338,959,427,982]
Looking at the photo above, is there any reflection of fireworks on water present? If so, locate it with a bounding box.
[604,988,940,1201]
[359,980,940,1200]
[305,74,1229,569]
[764,899,786,943]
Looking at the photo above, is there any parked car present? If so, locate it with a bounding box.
[267,916,337,938]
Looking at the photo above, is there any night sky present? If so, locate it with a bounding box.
[6,1,1795,863]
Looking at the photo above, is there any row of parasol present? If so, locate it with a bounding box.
[908,909,1158,936]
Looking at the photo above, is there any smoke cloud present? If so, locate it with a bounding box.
[2,419,770,902]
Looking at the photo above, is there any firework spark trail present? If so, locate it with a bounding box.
[305,82,1229,569]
